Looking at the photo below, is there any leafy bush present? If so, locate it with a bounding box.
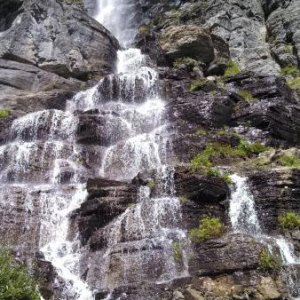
[0,109,11,119]
[195,129,208,135]
[238,90,255,101]
[280,65,300,77]
[278,154,300,168]
[147,180,156,190]
[178,196,188,204]
[174,57,198,69]
[189,216,224,242]
[189,79,209,92]
[0,250,39,300]
[258,249,281,272]
[172,241,183,262]
[138,25,150,34]
[287,77,300,95]
[190,141,268,182]
[224,60,240,77]
[278,212,300,230]
[279,65,300,94]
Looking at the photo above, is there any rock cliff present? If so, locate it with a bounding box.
[0,0,300,300]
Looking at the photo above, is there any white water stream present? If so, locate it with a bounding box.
[229,174,300,298]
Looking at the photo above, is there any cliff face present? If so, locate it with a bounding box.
[0,0,300,300]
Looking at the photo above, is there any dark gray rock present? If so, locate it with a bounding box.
[0,0,119,80]
[189,233,264,276]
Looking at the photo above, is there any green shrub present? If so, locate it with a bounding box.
[189,216,224,242]
[258,249,281,272]
[0,109,11,119]
[195,129,208,135]
[287,77,300,94]
[278,212,300,230]
[278,154,300,168]
[224,60,240,77]
[147,180,156,190]
[238,90,255,101]
[172,241,183,262]
[178,196,188,204]
[189,79,209,92]
[238,140,269,155]
[138,25,150,34]
[190,141,268,180]
[174,57,198,69]
[0,249,39,300]
[280,65,300,78]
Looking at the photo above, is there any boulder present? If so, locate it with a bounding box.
[159,25,214,64]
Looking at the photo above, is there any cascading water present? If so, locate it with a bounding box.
[229,174,300,298]
[0,0,189,298]
[0,109,94,299]
[67,42,189,298]
[94,0,138,47]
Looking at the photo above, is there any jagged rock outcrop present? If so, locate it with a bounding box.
[73,178,138,245]
[0,0,119,116]
[249,168,300,232]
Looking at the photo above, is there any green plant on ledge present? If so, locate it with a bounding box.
[224,60,241,77]
[0,249,40,300]
[280,65,300,78]
[189,79,209,92]
[238,89,255,102]
[189,216,224,242]
[280,65,300,95]
[174,57,198,69]
[138,24,150,34]
[190,140,269,176]
[172,241,183,263]
[147,180,156,190]
[277,154,300,168]
[258,249,281,272]
[278,212,300,230]
[0,109,11,119]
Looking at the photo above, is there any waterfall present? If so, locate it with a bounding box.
[94,0,138,47]
[0,0,189,298]
[66,41,189,297]
[229,174,262,235]
[229,174,300,299]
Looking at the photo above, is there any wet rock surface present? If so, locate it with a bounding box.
[0,0,300,299]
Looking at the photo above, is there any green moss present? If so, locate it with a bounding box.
[287,77,300,94]
[172,241,183,262]
[138,25,150,34]
[195,129,208,135]
[0,109,11,119]
[190,141,268,180]
[285,44,293,55]
[189,216,224,242]
[280,65,300,78]
[0,249,40,300]
[178,196,188,204]
[278,212,300,230]
[189,79,209,92]
[258,249,281,272]
[174,57,198,69]
[224,60,240,77]
[147,180,156,190]
[238,90,255,102]
[277,154,300,168]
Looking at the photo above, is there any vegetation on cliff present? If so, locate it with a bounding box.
[0,250,39,300]
[189,216,224,242]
